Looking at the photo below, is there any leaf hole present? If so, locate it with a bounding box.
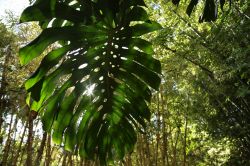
[108,72,114,78]
[78,63,88,69]
[99,76,104,81]
[122,46,128,50]
[97,105,103,111]
[62,20,68,26]
[94,56,100,60]
[86,84,95,96]
[68,48,82,55]
[94,67,100,72]
[92,96,99,103]
[80,75,90,83]
[69,0,78,6]
[65,86,75,96]
[47,19,56,28]
[121,57,127,60]
[133,46,142,52]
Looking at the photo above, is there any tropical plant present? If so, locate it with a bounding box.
[19,0,162,164]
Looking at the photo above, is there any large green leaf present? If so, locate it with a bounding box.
[19,0,162,164]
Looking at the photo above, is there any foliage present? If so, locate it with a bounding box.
[0,0,245,165]
[154,0,233,22]
[150,0,250,164]
[19,0,162,163]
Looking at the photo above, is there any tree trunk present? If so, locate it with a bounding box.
[125,154,132,166]
[35,131,47,166]
[0,46,12,135]
[57,153,63,165]
[160,86,170,166]
[151,139,156,166]
[1,113,14,166]
[67,154,73,166]
[155,93,161,166]
[46,134,52,166]
[12,120,28,166]
[183,113,188,166]
[144,134,151,166]
[10,127,18,161]
[9,116,19,163]
[173,128,181,166]
[19,143,26,165]
[62,152,68,166]
[137,135,143,166]
[26,110,37,166]
[135,148,140,166]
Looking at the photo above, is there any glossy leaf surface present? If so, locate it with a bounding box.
[19,0,162,163]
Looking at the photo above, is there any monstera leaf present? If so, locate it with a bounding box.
[19,0,161,164]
